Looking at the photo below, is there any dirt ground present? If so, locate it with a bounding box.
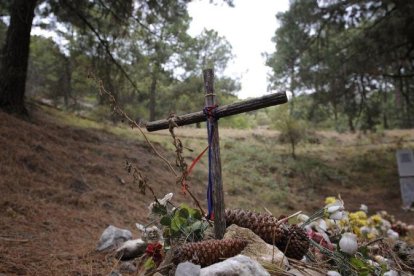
[0,107,204,275]
[0,106,413,275]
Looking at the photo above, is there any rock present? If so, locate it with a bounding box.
[288,268,324,276]
[96,225,132,251]
[108,271,121,276]
[119,261,137,273]
[200,255,269,276]
[223,224,288,267]
[115,239,147,260]
[383,271,398,276]
[175,261,201,276]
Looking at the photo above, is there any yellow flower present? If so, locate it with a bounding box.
[370,214,382,224]
[349,213,358,220]
[367,232,376,240]
[325,196,337,205]
[354,211,367,220]
[352,226,361,236]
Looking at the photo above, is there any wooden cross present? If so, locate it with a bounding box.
[146,69,288,239]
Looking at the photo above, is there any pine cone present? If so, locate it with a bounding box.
[172,238,247,267]
[225,209,309,259]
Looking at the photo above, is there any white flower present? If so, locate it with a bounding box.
[315,218,327,231]
[159,192,173,205]
[360,226,371,235]
[297,214,310,223]
[374,255,388,265]
[136,223,145,232]
[339,232,358,255]
[381,219,392,232]
[359,204,368,213]
[367,260,380,267]
[327,271,341,276]
[330,211,345,220]
[325,199,345,220]
[148,192,174,213]
[387,229,399,240]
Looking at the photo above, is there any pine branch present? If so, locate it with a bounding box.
[61,0,141,95]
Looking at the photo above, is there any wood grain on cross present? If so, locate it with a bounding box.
[146,69,288,239]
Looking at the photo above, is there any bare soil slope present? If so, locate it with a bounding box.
[0,107,203,275]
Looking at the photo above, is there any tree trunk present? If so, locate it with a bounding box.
[149,64,159,121]
[347,116,355,133]
[62,56,72,108]
[0,0,37,116]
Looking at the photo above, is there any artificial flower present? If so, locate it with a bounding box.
[325,199,345,220]
[387,229,399,240]
[339,232,358,255]
[359,204,368,213]
[325,196,337,205]
[297,214,310,223]
[145,242,163,265]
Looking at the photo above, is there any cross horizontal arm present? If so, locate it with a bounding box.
[145,91,287,132]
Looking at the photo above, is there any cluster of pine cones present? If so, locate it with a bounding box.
[225,209,309,259]
[173,209,310,266]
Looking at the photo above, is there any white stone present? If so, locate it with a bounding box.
[175,261,201,276]
[200,255,269,276]
[96,225,132,251]
[383,270,399,276]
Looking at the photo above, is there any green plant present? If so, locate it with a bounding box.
[152,203,209,248]
[270,105,305,159]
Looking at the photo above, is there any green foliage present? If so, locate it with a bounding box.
[153,203,208,246]
[26,36,68,102]
[0,0,240,121]
[220,114,254,129]
[266,0,414,131]
[270,105,305,159]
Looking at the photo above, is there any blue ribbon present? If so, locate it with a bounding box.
[204,106,218,220]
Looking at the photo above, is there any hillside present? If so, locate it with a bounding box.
[1,105,413,274]
[0,106,203,274]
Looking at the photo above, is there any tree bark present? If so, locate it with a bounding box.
[0,0,37,116]
[149,63,159,121]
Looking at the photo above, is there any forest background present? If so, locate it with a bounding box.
[1,0,413,132]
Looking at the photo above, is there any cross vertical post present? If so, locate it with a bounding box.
[203,69,226,239]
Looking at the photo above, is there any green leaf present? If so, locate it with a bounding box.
[350,257,365,269]
[190,209,203,220]
[171,216,186,232]
[188,221,204,232]
[357,246,369,258]
[144,257,156,269]
[160,216,171,226]
[152,203,167,216]
[178,208,189,219]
